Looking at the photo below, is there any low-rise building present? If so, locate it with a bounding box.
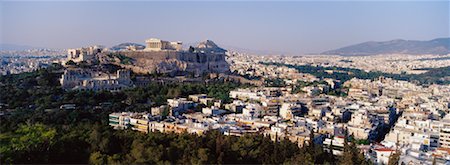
[151,105,168,116]
[167,98,195,116]
[202,106,227,116]
[279,102,303,120]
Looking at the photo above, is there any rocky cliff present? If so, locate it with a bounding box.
[98,40,230,75]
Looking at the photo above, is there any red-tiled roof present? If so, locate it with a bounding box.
[375,148,395,152]
[437,148,450,154]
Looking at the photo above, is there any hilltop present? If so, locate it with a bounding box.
[97,40,230,75]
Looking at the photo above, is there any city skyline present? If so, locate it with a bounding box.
[1,1,449,54]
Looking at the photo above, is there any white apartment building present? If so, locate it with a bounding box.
[243,103,264,119]
[440,116,450,149]
[279,102,303,120]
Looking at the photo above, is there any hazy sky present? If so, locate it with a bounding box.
[1,1,449,54]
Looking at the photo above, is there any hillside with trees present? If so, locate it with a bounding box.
[1,66,368,164]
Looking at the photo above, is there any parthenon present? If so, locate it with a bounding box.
[144,38,182,51]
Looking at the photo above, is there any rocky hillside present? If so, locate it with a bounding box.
[99,40,230,75]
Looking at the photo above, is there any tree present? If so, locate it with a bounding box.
[1,123,57,163]
[65,60,76,66]
[388,150,401,165]
[288,149,314,165]
[340,143,354,165]
[339,133,365,165]
[197,148,209,164]
[188,46,195,53]
[328,139,336,163]
[89,151,106,165]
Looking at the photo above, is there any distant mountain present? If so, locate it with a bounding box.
[110,43,145,51]
[322,38,450,56]
[0,44,43,51]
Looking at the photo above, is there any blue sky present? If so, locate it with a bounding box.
[1,1,449,54]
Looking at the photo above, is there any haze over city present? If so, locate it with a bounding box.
[1,1,449,54]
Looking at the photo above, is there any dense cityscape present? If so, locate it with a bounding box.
[0,49,65,75]
[1,1,449,165]
[1,37,449,164]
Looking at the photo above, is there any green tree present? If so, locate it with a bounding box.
[65,60,76,66]
[89,151,107,165]
[388,150,401,165]
[1,123,57,163]
[197,148,210,164]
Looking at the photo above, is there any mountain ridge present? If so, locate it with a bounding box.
[0,44,44,51]
[322,38,450,56]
